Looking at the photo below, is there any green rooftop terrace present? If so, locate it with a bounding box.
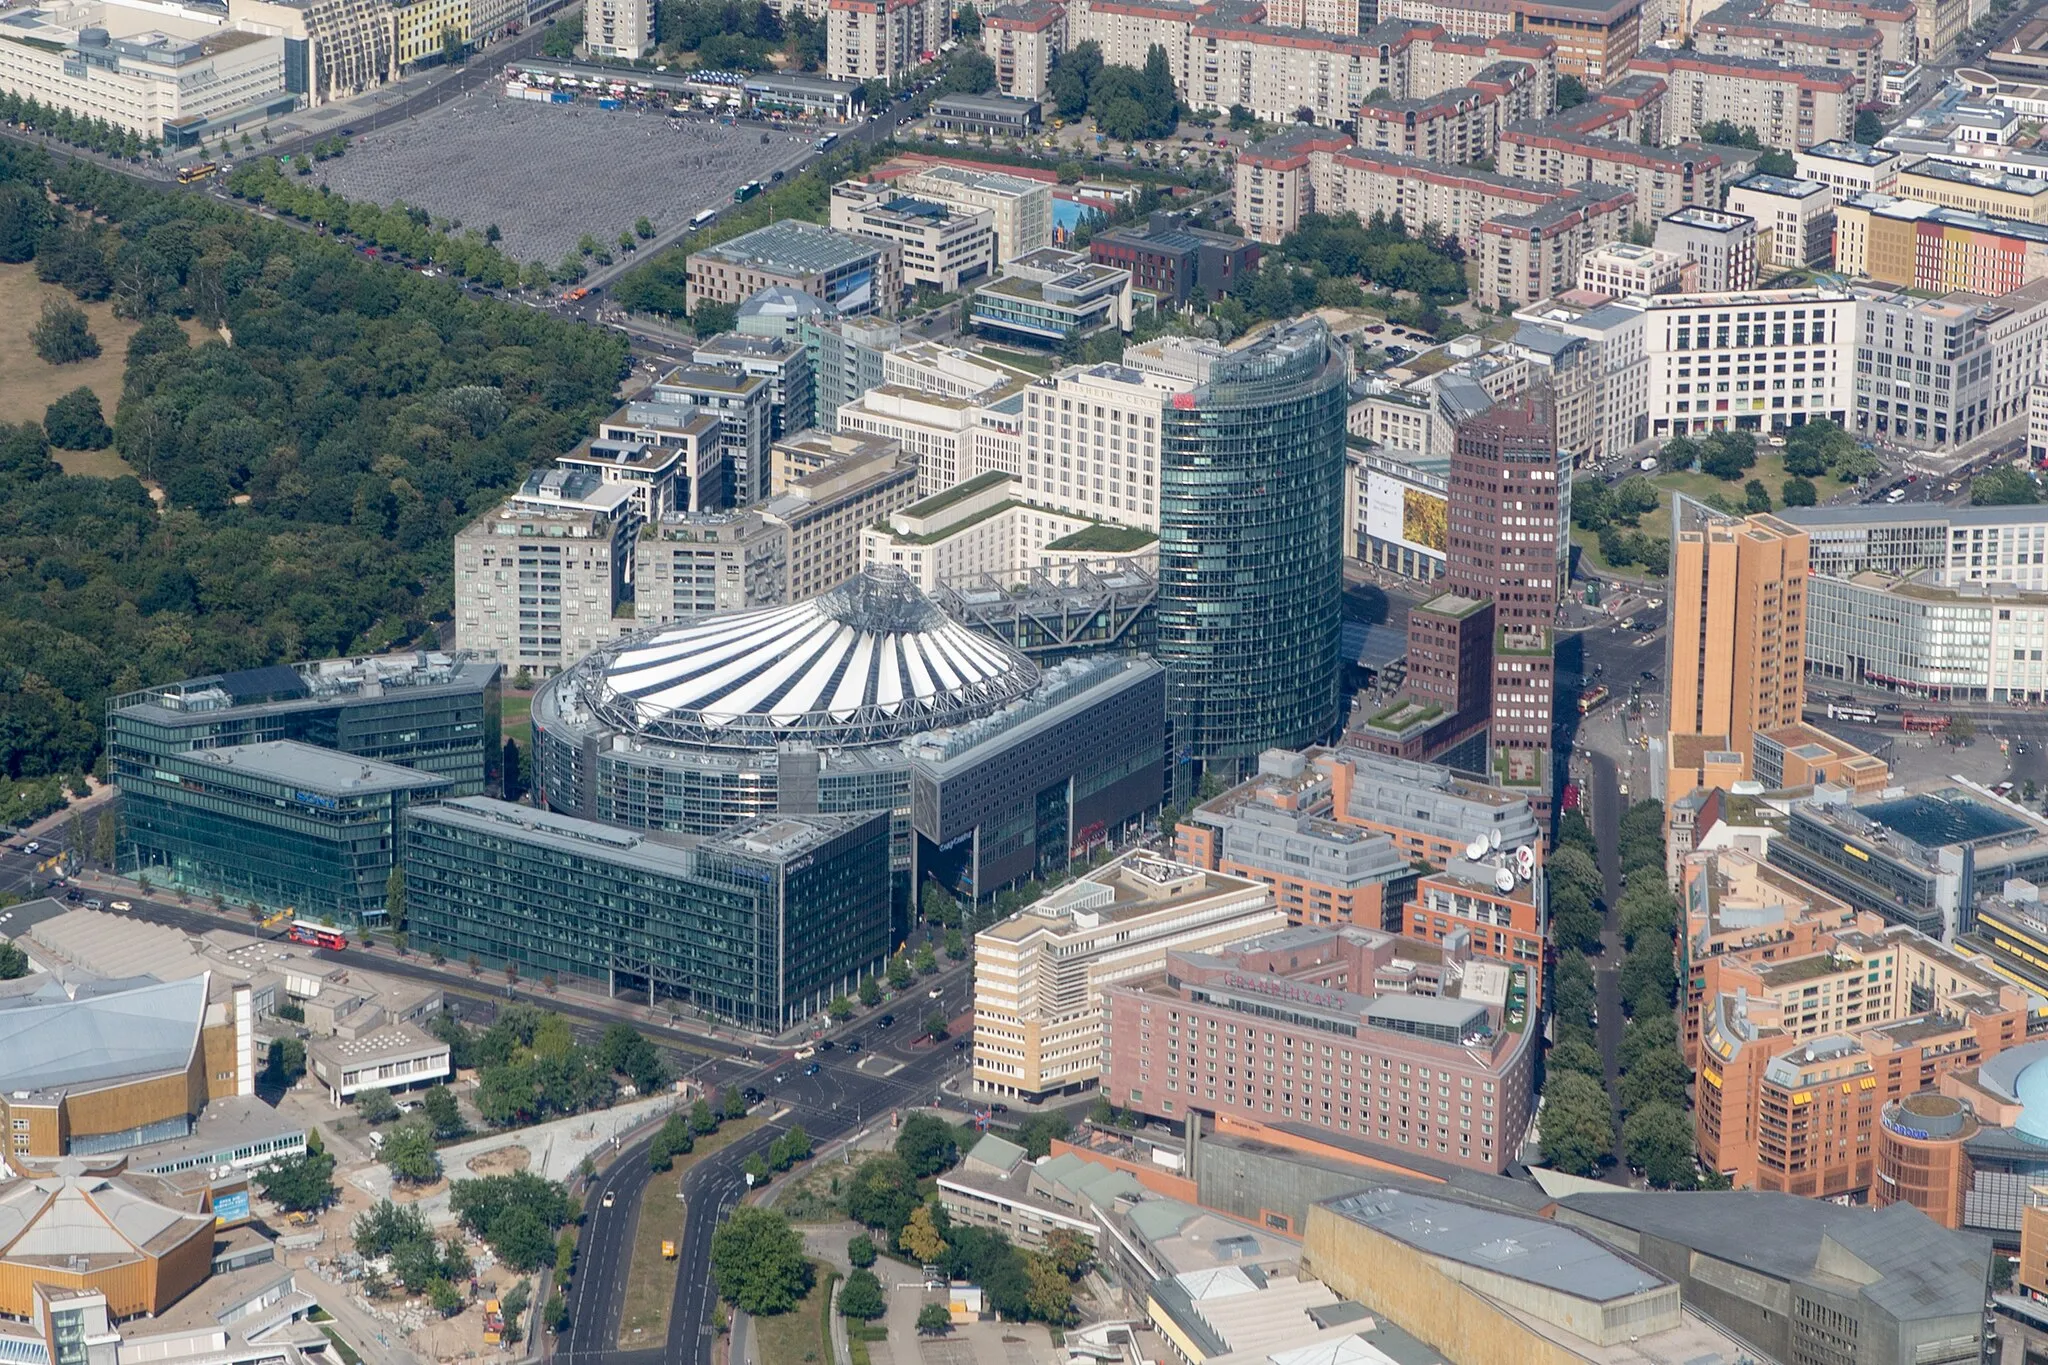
[898,469,1011,520]
[1044,524,1157,553]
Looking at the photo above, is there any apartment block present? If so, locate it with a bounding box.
[1665,499,1810,800]
[981,0,1063,99]
[1654,206,1759,292]
[971,854,1285,1100]
[826,0,944,82]
[1677,847,1859,1065]
[629,364,777,508]
[583,0,650,56]
[1318,148,1597,253]
[1626,49,1857,151]
[1642,287,1853,441]
[2033,381,2048,464]
[633,510,789,625]
[556,438,690,523]
[1103,923,1538,1171]
[1692,0,1884,104]
[596,410,726,513]
[1695,911,2030,1195]
[1475,183,1635,311]
[1795,139,1903,196]
[1496,121,1722,219]
[1727,173,1836,268]
[1578,242,1687,297]
[453,470,638,675]
[1065,0,1198,81]
[1354,86,1503,165]
[692,332,815,442]
[760,435,920,599]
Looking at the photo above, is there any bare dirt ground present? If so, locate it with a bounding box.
[465,1146,530,1177]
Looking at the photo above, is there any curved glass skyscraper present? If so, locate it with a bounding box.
[1156,320,1347,770]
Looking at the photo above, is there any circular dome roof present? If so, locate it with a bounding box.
[591,570,1039,748]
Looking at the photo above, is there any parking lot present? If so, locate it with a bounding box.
[313,87,816,265]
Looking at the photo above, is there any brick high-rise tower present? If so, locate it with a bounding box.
[1447,393,1569,771]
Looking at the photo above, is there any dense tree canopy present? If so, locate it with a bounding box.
[0,142,625,794]
[710,1207,811,1314]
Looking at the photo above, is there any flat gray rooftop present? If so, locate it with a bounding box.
[694,220,884,274]
[184,740,452,796]
[1557,1191,1991,1325]
[1324,1189,1665,1302]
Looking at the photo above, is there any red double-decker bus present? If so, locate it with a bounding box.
[287,920,348,950]
[1901,712,1951,734]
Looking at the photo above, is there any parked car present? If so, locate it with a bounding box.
[110,900,133,912]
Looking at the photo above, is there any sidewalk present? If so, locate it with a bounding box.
[345,1094,681,1223]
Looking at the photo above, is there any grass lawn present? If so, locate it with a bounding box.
[318,1329,362,1365]
[747,1259,831,1365]
[1571,450,1853,577]
[51,446,140,478]
[502,690,534,748]
[0,262,205,436]
[614,1116,763,1348]
[979,345,1057,375]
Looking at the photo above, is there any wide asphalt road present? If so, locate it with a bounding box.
[557,988,970,1365]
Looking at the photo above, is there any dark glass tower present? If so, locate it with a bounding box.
[1156,320,1347,771]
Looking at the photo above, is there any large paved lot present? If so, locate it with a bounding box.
[313,87,815,265]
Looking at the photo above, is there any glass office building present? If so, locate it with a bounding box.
[403,797,892,1028]
[1155,320,1347,770]
[120,740,451,920]
[108,654,502,797]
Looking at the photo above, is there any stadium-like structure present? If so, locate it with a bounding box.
[531,568,1168,899]
[583,569,1042,750]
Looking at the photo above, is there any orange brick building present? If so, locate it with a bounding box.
[1177,746,1543,965]
[1678,848,1858,1066]
[1694,914,2030,1196]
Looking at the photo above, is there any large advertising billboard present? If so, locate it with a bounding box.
[1364,468,1448,567]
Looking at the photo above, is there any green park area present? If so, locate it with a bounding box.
[1571,421,1876,579]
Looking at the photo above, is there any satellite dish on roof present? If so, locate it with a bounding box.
[1489,829,1503,850]
[1466,838,1488,862]
[1495,867,1516,893]
[1516,844,1536,880]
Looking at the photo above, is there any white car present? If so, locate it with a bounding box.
[602,1191,616,1209]
[22,842,38,855]
[110,900,133,912]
